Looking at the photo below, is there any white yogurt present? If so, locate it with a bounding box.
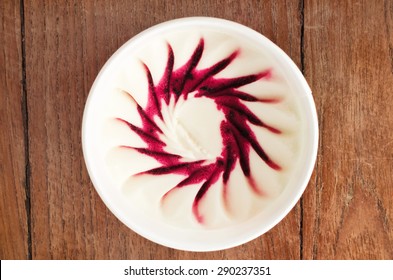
[99,27,303,229]
[82,17,317,251]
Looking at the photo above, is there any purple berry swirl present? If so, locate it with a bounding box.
[112,35,298,226]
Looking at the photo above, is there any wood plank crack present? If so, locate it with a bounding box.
[20,0,32,260]
[299,0,305,260]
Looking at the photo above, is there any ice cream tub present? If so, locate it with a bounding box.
[82,17,318,251]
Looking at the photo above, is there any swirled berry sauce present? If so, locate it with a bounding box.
[102,28,302,228]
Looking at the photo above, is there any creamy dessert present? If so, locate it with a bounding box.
[99,27,303,230]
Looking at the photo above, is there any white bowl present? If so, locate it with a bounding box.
[82,17,318,251]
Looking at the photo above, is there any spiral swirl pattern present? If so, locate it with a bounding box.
[114,37,289,224]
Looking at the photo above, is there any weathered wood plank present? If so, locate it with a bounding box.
[303,0,393,259]
[0,0,29,259]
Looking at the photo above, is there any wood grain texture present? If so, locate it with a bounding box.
[3,0,392,260]
[24,0,301,259]
[303,0,393,259]
[0,0,29,259]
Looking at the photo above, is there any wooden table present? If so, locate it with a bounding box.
[1,0,392,260]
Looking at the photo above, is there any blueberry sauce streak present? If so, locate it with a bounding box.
[192,161,224,223]
[182,50,239,98]
[143,63,163,119]
[117,38,282,224]
[116,118,164,146]
[161,162,219,201]
[156,44,174,104]
[135,160,206,176]
[119,146,181,164]
[121,90,164,134]
[171,39,204,99]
